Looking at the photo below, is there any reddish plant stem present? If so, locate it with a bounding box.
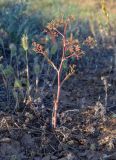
[52,59,63,128]
[64,53,76,60]
[52,27,67,128]
[52,71,60,128]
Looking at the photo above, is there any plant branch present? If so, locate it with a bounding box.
[54,28,64,38]
[44,54,58,72]
[64,53,76,60]
[61,71,75,87]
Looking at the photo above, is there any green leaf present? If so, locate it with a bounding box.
[3,65,14,77]
[9,43,17,57]
[51,43,58,55]
[0,64,4,71]
[34,64,40,75]
[112,114,116,118]
[62,61,67,70]
[14,79,22,89]
[65,50,70,56]
[71,56,75,63]
[0,38,4,46]
[45,35,49,42]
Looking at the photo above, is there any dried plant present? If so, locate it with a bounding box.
[101,76,109,108]
[21,33,31,103]
[32,16,95,128]
[101,0,110,30]
[83,36,97,48]
[101,0,116,73]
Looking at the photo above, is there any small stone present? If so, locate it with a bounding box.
[21,133,34,147]
[34,157,42,160]
[51,156,58,160]
[42,155,51,160]
[58,158,67,160]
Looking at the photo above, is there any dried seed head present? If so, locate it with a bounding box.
[101,0,109,20]
[44,28,58,43]
[83,36,97,48]
[69,64,76,74]
[66,35,84,57]
[66,15,75,23]
[45,16,75,44]
[46,16,75,33]
[21,34,28,51]
[32,42,47,55]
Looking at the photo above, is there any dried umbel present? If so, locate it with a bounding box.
[83,36,97,48]
[46,15,75,31]
[32,42,47,56]
[65,33,84,58]
[44,16,75,41]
